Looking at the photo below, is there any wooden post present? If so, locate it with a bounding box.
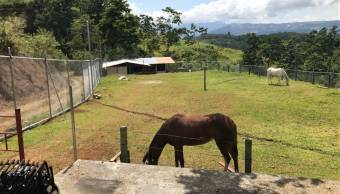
[227,65,230,72]
[15,109,25,161]
[204,67,207,91]
[312,64,315,85]
[69,86,78,162]
[44,58,52,118]
[248,66,251,75]
[294,64,298,81]
[245,138,252,174]
[120,126,130,163]
[328,72,332,88]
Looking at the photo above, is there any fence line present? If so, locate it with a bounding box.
[238,65,339,88]
[0,55,102,133]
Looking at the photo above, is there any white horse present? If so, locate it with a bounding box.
[267,67,289,86]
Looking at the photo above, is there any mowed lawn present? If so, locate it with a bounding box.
[1,71,339,180]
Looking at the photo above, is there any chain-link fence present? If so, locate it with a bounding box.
[0,55,101,132]
[237,65,340,88]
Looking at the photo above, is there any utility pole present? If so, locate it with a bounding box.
[86,20,91,53]
[87,20,94,95]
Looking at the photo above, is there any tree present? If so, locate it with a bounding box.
[69,15,102,59]
[0,30,14,55]
[139,14,160,56]
[156,7,186,55]
[243,33,261,66]
[34,0,77,56]
[99,0,140,59]
[184,24,207,45]
[259,36,284,65]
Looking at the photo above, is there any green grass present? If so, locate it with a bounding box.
[1,71,339,180]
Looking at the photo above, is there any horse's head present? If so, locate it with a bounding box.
[142,151,158,165]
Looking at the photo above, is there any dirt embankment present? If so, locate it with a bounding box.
[0,57,70,130]
[0,58,52,102]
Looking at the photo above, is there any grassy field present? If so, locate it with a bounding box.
[1,71,339,180]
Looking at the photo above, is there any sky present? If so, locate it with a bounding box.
[128,0,340,24]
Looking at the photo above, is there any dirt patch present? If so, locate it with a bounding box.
[75,108,88,113]
[139,80,163,85]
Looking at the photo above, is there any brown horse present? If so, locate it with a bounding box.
[143,113,239,172]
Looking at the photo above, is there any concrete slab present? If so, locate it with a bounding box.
[55,160,340,194]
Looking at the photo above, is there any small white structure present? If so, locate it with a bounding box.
[118,76,129,81]
[103,57,176,75]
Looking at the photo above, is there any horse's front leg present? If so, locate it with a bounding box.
[174,146,179,167]
[174,145,184,168]
[178,146,184,168]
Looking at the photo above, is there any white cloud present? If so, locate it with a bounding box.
[128,0,339,23]
[182,0,339,23]
[128,2,142,15]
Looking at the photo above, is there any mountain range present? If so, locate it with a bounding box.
[184,20,340,35]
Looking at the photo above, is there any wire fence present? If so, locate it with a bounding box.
[0,55,102,133]
[238,65,340,88]
[80,124,339,176]
[171,61,339,88]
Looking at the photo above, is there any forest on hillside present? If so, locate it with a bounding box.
[0,0,241,69]
[202,29,340,73]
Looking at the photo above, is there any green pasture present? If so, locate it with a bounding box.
[1,71,339,180]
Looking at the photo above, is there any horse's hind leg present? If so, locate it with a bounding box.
[215,141,231,172]
[229,144,239,172]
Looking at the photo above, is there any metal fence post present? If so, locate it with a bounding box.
[245,138,252,174]
[15,109,25,161]
[8,47,17,110]
[81,63,86,101]
[90,60,94,96]
[87,61,91,99]
[44,58,52,118]
[120,126,130,163]
[69,86,78,162]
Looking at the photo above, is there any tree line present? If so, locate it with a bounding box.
[0,0,214,62]
[242,28,340,73]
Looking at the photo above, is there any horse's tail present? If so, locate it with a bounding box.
[230,120,239,172]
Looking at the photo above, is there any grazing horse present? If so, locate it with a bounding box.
[267,67,289,86]
[142,113,239,172]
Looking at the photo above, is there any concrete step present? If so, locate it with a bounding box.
[55,160,340,194]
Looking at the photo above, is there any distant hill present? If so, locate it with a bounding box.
[181,22,227,33]
[185,20,340,35]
